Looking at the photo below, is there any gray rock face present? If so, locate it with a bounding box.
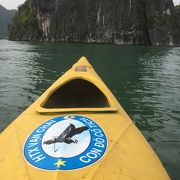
[13,0,180,45]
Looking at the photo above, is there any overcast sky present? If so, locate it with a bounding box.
[0,0,180,10]
[0,0,26,10]
[174,0,180,5]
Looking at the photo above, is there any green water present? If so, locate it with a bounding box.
[0,39,180,179]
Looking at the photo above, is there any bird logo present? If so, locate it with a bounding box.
[43,123,88,152]
[24,115,107,170]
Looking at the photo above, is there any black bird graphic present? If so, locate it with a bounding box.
[43,124,88,152]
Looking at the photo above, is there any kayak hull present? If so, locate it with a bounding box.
[0,57,170,180]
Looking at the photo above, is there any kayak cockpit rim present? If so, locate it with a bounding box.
[36,77,118,113]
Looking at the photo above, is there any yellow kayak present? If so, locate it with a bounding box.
[0,57,169,180]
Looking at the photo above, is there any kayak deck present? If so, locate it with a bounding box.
[36,57,118,113]
[0,57,170,180]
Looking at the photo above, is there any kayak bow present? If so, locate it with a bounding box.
[0,57,170,180]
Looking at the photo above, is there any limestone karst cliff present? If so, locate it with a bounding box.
[9,0,180,46]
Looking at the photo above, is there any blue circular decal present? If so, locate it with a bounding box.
[24,116,107,170]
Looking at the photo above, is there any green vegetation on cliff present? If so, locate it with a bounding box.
[175,4,180,27]
[8,0,180,46]
[8,2,42,40]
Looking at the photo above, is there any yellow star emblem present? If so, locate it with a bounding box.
[54,160,66,168]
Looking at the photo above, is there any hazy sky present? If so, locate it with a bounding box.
[0,0,180,10]
[174,0,180,5]
[0,0,26,10]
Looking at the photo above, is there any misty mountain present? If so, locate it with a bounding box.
[0,4,17,38]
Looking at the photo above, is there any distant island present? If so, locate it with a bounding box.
[7,0,180,46]
[0,5,16,39]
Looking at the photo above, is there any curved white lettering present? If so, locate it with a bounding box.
[80,156,91,163]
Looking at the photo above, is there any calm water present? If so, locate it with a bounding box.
[0,39,180,179]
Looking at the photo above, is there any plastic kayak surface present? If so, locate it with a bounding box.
[0,57,170,180]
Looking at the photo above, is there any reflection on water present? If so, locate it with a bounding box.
[0,40,180,179]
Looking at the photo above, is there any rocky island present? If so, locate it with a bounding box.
[8,0,180,46]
